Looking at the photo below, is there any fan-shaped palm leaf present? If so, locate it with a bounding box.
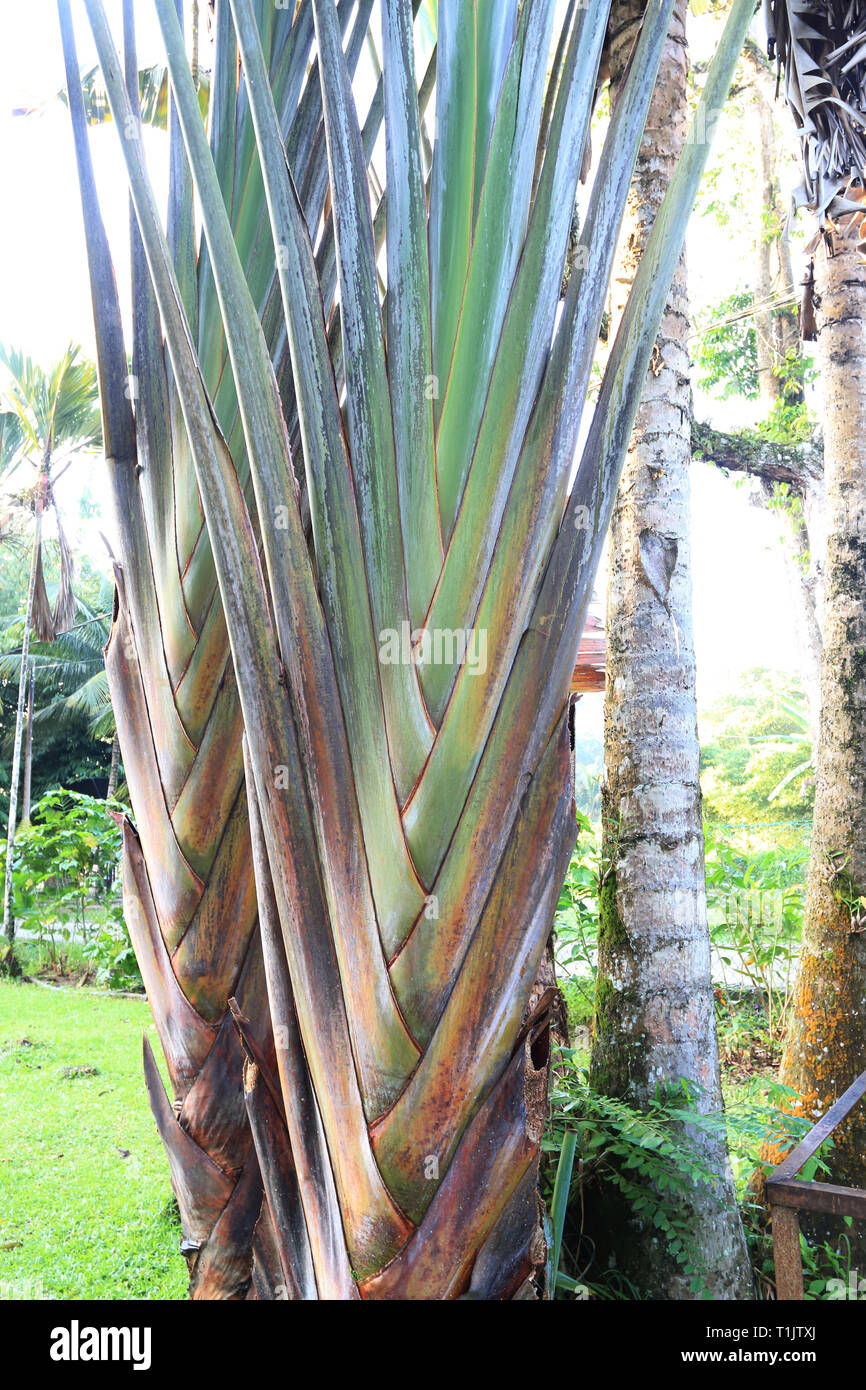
[64,0,754,1299]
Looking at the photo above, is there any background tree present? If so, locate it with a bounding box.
[0,343,100,971]
[589,0,752,1298]
[765,0,866,1248]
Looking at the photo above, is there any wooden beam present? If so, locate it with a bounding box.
[766,1178,866,1220]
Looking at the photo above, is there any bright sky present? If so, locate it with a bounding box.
[0,1,810,718]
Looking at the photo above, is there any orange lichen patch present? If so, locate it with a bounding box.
[774,892,866,1188]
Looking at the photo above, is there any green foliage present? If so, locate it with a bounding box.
[547,1128,577,1296]
[0,696,115,839]
[763,480,812,574]
[696,290,758,398]
[694,294,816,443]
[544,1057,820,1299]
[547,1064,723,1297]
[724,1068,851,1301]
[80,916,142,992]
[0,588,115,740]
[700,668,814,825]
[800,1230,859,1301]
[573,733,602,821]
[695,155,749,230]
[554,812,603,1026]
[705,825,805,1034]
[4,790,137,988]
[758,350,817,444]
[0,584,117,837]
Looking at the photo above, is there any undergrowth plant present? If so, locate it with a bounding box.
[544,1053,826,1300]
[4,790,133,984]
[705,829,805,1038]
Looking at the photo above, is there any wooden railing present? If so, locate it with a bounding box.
[767,1068,866,1299]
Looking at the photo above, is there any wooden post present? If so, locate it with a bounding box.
[770,1204,804,1300]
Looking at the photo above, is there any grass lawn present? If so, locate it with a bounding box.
[0,979,185,1300]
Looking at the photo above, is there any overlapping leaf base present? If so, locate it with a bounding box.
[63,0,754,1298]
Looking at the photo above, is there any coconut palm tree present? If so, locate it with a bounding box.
[62,0,754,1299]
[0,344,101,971]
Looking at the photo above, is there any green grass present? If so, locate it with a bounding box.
[0,979,186,1300]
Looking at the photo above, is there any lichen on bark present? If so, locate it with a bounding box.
[586,0,752,1300]
[591,874,646,1099]
[773,237,866,1252]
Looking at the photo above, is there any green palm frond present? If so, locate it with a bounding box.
[0,344,101,469]
[0,591,113,739]
[35,669,113,734]
[61,61,209,129]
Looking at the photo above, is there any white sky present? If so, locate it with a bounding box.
[0,1,810,713]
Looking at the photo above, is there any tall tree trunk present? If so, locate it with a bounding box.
[106,733,120,800]
[21,663,34,829]
[775,232,866,1248]
[590,0,752,1299]
[2,473,46,973]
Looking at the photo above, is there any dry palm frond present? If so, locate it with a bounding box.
[766,0,866,223]
[48,503,76,637]
[31,546,56,644]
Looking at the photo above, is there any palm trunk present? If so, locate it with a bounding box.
[2,474,45,972]
[774,479,824,741]
[775,234,866,1248]
[752,85,801,413]
[589,0,752,1299]
[106,733,120,800]
[21,662,35,829]
[754,95,781,415]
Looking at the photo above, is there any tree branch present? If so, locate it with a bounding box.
[691,420,823,491]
